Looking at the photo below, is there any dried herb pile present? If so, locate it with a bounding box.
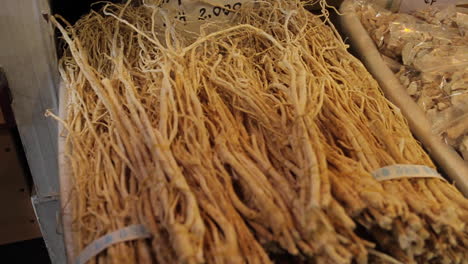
[52,1,468,263]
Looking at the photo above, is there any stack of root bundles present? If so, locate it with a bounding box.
[52,0,468,263]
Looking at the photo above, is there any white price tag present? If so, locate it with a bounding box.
[152,0,251,36]
[399,0,456,12]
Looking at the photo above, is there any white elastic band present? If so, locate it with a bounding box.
[75,224,151,264]
[372,164,446,182]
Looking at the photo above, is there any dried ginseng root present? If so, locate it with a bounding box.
[295,9,468,264]
[52,0,468,264]
[53,2,365,263]
[240,1,468,263]
[194,32,368,263]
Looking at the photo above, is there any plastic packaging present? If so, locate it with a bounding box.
[432,103,468,159]
[356,1,468,161]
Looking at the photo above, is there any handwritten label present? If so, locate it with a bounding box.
[197,2,243,21]
[399,0,456,13]
[149,0,251,36]
[372,164,446,182]
[75,225,151,264]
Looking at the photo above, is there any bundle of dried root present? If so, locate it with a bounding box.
[52,0,468,263]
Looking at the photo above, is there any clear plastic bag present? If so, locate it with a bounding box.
[431,102,468,159]
[355,1,468,161]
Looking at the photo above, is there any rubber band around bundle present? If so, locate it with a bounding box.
[372,164,446,182]
[75,224,152,264]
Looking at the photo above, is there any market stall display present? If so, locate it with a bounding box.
[52,0,468,263]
